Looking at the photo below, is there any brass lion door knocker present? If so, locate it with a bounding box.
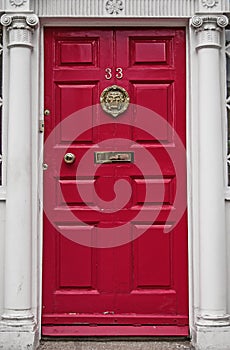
[100,85,130,118]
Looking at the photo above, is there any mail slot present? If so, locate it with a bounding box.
[95,151,134,164]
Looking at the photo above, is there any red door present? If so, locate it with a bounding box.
[42,28,188,336]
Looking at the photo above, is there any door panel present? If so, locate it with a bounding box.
[43,28,188,336]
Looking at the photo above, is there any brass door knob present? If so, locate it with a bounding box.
[64,153,76,164]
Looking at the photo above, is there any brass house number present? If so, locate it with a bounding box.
[105,68,123,80]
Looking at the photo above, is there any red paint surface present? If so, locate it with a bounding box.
[43,325,189,337]
[43,28,188,336]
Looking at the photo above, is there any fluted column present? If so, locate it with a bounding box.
[0,12,39,344]
[191,15,230,326]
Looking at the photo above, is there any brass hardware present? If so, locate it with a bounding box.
[39,120,44,133]
[105,68,124,80]
[44,109,50,116]
[116,67,123,79]
[43,163,48,170]
[95,151,134,164]
[64,153,76,164]
[105,68,112,80]
[100,85,130,118]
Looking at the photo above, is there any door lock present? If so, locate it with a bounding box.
[64,153,76,164]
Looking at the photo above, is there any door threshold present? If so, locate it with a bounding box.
[42,336,190,341]
[42,325,189,337]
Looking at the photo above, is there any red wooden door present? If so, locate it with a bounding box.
[42,28,188,336]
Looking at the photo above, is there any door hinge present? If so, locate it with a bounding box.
[39,120,44,133]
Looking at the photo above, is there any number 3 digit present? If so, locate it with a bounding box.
[105,67,123,80]
[116,67,123,79]
[105,68,112,80]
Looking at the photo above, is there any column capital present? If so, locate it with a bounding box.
[0,13,39,48]
[191,15,228,48]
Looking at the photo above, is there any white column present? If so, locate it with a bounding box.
[191,15,229,326]
[0,13,39,350]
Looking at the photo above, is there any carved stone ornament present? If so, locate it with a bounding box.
[191,15,229,30]
[201,0,219,8]
[191,15,228,48]
[100,85,130,118]
[226,42,230,58]
[1,14,39,28]
[9,0,27,7]
[105,0,124,15]
[1,14,39,48]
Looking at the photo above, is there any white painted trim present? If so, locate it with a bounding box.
[226,200,230,314]
[225,189,230,200]
[31,18,41,333]
[225,30,230,200]
[0,27,9,190]
[191,15,229,323]
[33,0,196,18]
[37,23,44,341]
[0,13,40,350]
[40,17,188,27]
[186,23,195,332]
[188,17,201,330]
[32,0,230,18]
[0,190,6,200]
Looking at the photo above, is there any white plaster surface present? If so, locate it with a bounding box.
[0,201,5,316]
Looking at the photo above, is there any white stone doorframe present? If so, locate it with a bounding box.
[189,13,230,348]
[0,0,230,349]
[0,9,40,350]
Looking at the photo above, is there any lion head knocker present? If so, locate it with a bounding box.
[100,85,130,118]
